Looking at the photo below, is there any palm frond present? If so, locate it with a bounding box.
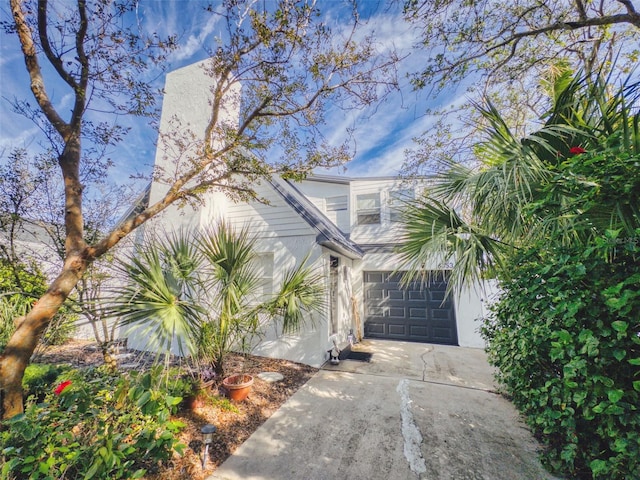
[106,236,204,358]
[198,222,262,316]
[397,196,510,296]
[267,255,326,334]
[398,70,640,296]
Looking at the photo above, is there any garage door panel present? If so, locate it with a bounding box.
[387,273,403,283]
[367,289,384,300]
[430,290,446,302]
[365,272,384,283]
[432,328,455,342]
[432,308,452,319]
[364,271,457,345]
[389,290,405,300]
[387,324,407,336]
[409,325,428,337]
[408,291,427,300]
[366,321,386,335]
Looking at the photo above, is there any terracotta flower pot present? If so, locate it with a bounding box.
[183,378,215,411]
[223,373,254,402]
[184,393,208,410]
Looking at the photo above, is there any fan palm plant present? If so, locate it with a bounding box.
[398,68,640,295]
[107,229,204,359]
[107,222,325,376]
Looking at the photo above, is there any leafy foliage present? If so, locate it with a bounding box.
[21,363,71,403]
[400,70,640,478]
[1,0,397,418]
[1,367,185,479]
[398,72,640,294]
[482,238,640,479]
[404,0,639,94]
[402,0,639,174]
[107,223,325,375]
[0,259,76,351]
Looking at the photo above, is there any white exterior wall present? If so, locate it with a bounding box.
[223,181,315,238]
[249,238,329,367]
[140,57,489,363]
[453,281,498,348]
[147,59,240,231]
[294,178,351,233]
[219,182,356,366]
[349,178,420,245]
[132,60,336,365]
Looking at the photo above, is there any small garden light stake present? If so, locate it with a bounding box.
[201,424,217,469]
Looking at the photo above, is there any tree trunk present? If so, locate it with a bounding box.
[100,342,118,373]
[0,259,87,419]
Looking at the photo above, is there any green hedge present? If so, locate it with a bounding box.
[482,238,640,479]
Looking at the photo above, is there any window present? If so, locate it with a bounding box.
[356,193,381,225]
[326,195,348,228]
[389,189,413,223]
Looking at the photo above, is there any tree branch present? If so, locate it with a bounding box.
[11,0,69,138]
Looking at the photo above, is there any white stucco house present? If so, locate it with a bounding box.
[134,59,491,368]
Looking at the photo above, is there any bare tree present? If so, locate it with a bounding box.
[0,0,398,418]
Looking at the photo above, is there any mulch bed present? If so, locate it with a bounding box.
[33,340,318,480]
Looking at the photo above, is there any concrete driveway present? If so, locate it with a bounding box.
[208,340,558,480]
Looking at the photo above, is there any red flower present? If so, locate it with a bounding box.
[54,380,72,395]
[569,146,586,155]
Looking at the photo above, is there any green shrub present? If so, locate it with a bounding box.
[0,298,25,354]
[22,363,71,402]
[0,258,77,349]
[482,237,640,479]
[1,367,185,479]
[159,366,239,413]
[40,312,77,346]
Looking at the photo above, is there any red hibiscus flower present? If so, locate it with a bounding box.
[54,380,72,395]
[569,146,586,155]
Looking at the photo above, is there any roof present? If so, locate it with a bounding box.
[268,177,364,260]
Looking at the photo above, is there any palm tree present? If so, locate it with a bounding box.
[108,222,325,375]
[398,69,640,294]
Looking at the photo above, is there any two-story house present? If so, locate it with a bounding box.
[134,59,490,368]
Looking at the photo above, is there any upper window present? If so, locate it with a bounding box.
[389,189,414,223]
[356,193,381,225]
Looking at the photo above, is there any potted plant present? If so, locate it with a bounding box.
[222,372,254,402]
[175,365,218,411]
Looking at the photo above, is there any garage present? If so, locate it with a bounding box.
[363,271,458,345]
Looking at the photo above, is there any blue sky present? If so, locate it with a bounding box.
[0,1,462,183]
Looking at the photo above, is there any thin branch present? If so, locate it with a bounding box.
[72,0,89,131]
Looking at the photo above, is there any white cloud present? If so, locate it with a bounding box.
[169,14,222,63]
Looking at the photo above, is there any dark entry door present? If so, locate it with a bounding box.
[363,271,458,345]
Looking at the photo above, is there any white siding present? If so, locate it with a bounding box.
[349,178,409,244]
[224,181,316,238]
[248,239,331,367]
[294,178,351,233]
